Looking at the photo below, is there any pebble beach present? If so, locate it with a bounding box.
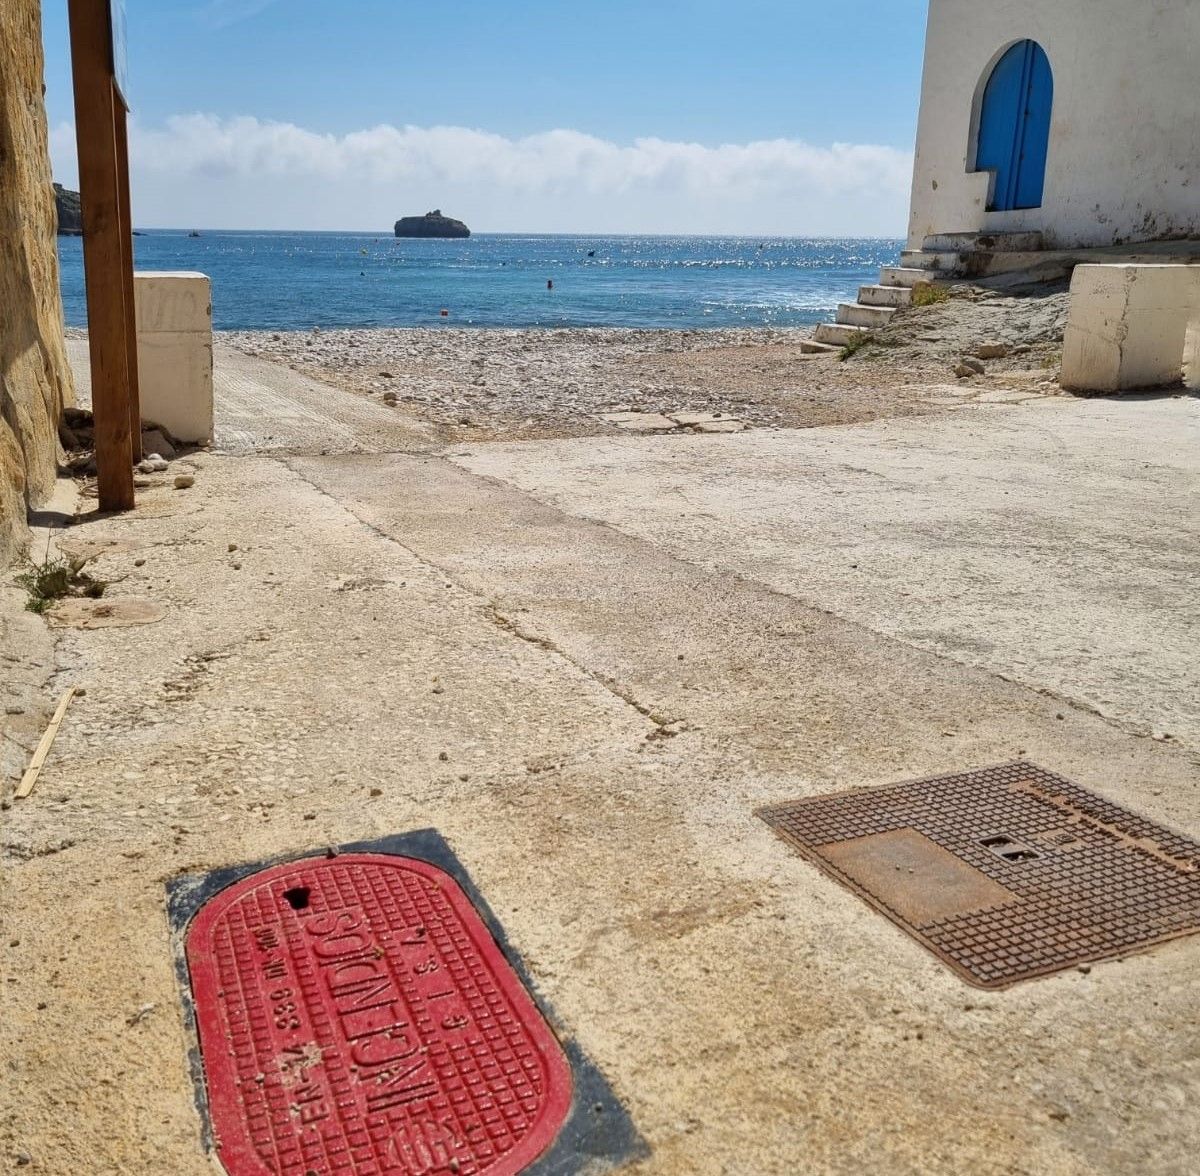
[222,285,1069,441]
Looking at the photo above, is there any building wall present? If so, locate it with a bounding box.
[908,0,1200,250]
[0,0,73,563]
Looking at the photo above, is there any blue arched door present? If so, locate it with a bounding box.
[975,40,1053,211]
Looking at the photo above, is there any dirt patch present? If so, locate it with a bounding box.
[47,596,167,628]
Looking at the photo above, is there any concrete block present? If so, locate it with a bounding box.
[134,272,213,443]
[134,271,211,332]
[1185,321,1200,391]
[900,250,962,274]
[669,412,737,427]
[813,323,871,348]
[600,412,678,432]
[694,420,746,433]
[879,267,940,289]
[1061,264,1200,393]
[836,303,896,329]
[859,284,912,308]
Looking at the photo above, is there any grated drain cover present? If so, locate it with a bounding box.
[185,853,573,1175]
[759,762,1200,988]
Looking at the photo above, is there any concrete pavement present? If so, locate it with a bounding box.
[451,392,1200,751]
[3,347,1197,1175]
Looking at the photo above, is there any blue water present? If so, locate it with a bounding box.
[57,231,901,332]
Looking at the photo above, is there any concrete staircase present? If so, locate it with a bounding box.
[806,231,1043,353]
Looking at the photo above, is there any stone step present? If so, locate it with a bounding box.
[800,339,842,355]
[900,250,963,274]
[879,266,939,289]
[813,322,872,347]
[836,302,897,328]
[923,230,1044,254]
[859,283,912,308]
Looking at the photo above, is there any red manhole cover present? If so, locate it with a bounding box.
[185,854,572,1175]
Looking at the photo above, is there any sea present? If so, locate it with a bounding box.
[56,231,903,332]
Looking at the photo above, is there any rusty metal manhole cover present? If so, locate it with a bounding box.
[183,850,574,1174]
[759,762,1200,988]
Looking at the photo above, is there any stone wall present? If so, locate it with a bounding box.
[0,0,73,563]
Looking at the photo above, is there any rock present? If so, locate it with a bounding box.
[971,343,1010,360]
[138,454,169,473]
[140,428,177,459]
[382,391,398,405]
[669,412,728,426]
[394,209,470,239]
[955,359,985,378]
[696,420,746,433]
[53,182,82,235]
[600,411,677,433]
[2,12,74,563]
[173,474,195,490]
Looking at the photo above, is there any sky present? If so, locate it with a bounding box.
[41,0,930,235]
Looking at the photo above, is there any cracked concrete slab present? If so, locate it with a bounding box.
[449,393,1200,750]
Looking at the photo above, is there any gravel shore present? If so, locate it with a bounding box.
[221,287,1071,441]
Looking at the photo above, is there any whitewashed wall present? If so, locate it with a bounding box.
[907,0,1200,250]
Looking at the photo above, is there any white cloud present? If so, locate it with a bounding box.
[50,114,913,235]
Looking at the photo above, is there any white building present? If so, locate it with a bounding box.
[906,0,1200,251]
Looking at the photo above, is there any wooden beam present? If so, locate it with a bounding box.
[15,687,78,800]
[68,0,135,511]
[113,99,142,461]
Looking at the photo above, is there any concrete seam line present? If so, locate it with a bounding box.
[276,454,668,730]
[285,451,1185,751]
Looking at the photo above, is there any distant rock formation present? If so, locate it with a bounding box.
[53,182,83,235]
[394,209,470,239]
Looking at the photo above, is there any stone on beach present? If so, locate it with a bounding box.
[600,411,678,432]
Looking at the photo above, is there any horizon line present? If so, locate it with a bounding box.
[117,227,906,240]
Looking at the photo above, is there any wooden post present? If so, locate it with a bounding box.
[67,0,135,510]
[113,103,141,460]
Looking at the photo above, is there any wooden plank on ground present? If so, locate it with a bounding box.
[15,687,79,800]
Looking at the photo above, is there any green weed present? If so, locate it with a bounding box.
[839,331,874,361]
[14,546,106,614]
[911,283,951,308]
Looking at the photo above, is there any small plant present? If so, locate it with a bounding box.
[839,331,874,361]
[14,544,106,614]
[911,283,951,308]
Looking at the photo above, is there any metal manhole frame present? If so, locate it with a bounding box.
[165,829,647,1174]
[757,761,1200,990]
